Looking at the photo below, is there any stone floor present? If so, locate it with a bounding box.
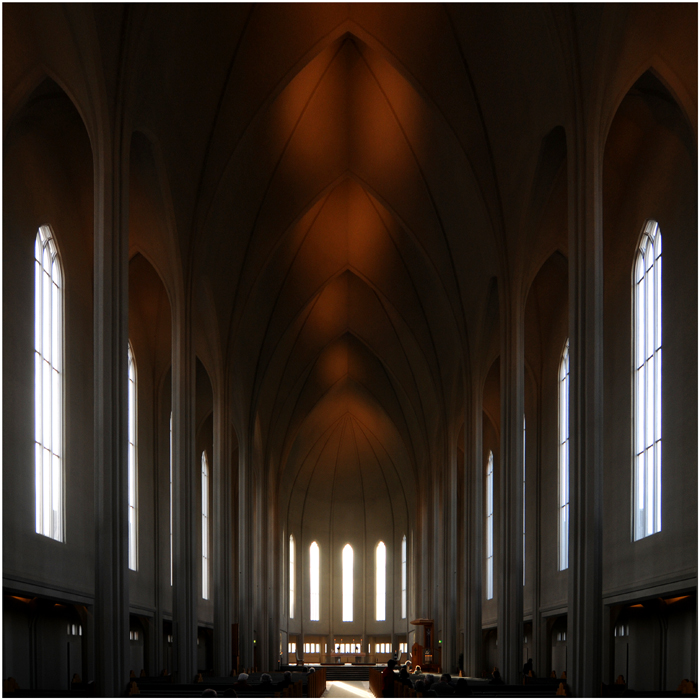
[322,679,373,698]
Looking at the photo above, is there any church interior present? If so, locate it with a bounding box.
[2,3,697,697]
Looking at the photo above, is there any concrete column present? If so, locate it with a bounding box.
[93,137,130,697]
[531,385,543,676]
[498,293,525,684]
[464,382,482,677]
[213,384,233,675]
[446,441,458,673]
[566,104,604,699]
[238,442,255,669]
[172,302,197,682]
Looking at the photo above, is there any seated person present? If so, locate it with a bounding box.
[453,678,471,697]
[398,667,413,687]
[276,670,293,691]
[489,668,504,685]
[382,659,398,697]
[232,673,250,693]
[431,673,455,696]
[258,673,275,695]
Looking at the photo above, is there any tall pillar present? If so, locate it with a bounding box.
[566,91,604,700]
[498,293,525,684]
[238,442,255,669]
[93,138,130,696]
[213,383,233,675]
[446,441,458,673]
[172,302,197,682]
[464,381,483,677]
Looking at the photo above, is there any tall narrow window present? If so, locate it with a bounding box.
[559,339,570,570]
[342,544,353,622]
[170,413,173,586]
[376,541,386,621]
[201,451,209,599]
[634,220,662,540]
[289,535,295,619]
[34,225,63,541]
[401,535,407,619]
[309,541,320,621]
[486,451,494,600]
[128,343,137,570]
[523,416,526,586]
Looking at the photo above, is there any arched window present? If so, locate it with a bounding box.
[486,451,494,600]
[34,225,63,541]
[128,342,137,570]
[375,541,386,621]
[289,535,295,618]
[634,220,662,540]
[170,413,173,586]
[523,415,526,586]
[342,544,353,621]
[559,339,570,570]
[309,541,320,621]
[201,450,209,599]
[401,535,407,619]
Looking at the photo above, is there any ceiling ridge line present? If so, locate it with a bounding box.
[253,264,442,421]
[356,44,471,394]
[226,37,347,373]
[264,314,431,463]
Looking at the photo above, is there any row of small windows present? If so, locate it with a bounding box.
[290,537,406,622]
[32,220,664,578]
[288,641,408,655]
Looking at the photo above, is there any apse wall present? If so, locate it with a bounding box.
[285,414,411,644]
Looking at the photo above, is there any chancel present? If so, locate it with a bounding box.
[3,4,697,698]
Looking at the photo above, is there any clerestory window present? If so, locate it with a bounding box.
[289,535,295,618]
[342,543,353,622]
[559,339,570,570]
[486,451,494,600]
[202,450,209,599]
[34,225,64,542]
[310,541,320,621]
[376,541,386,621]
[633,220,662,540]
[128,342,137,569]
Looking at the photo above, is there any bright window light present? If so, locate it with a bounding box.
[523,415,526,586]
[34,225,63,541]
[202,450,209,599]
[486,451,494,600]
[290,535,295,618]
[170,413,173,585]
[401,535,407,619]
[559,339,570,570]
[310,541,320,621]
[633,220,662,540]
[376,541,386,621]
[342,544,353,621]
[128,342,137,570]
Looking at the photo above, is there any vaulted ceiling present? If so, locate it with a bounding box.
[121,4,565,495]
[6,3,693,510]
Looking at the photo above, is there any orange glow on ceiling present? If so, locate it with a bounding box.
[318,341,350,386]
[11,596,32,603]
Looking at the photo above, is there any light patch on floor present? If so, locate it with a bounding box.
[323,679,373,698]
